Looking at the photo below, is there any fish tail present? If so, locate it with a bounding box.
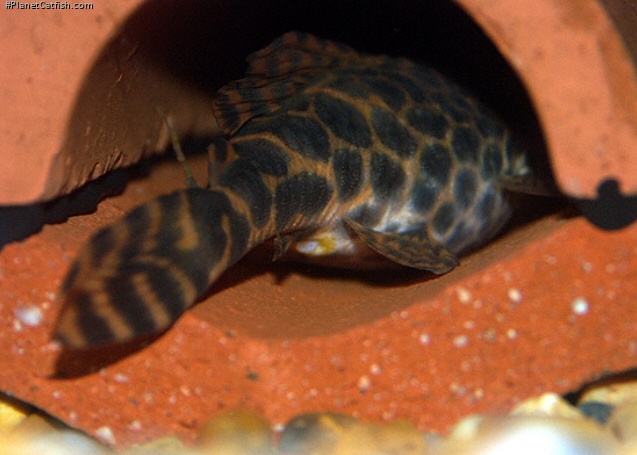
[54,187,253,348]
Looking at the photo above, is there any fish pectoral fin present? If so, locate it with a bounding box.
[272,229,316,261]
[272,234,296,261]
[497,174,560,197]
[344,219,459,275]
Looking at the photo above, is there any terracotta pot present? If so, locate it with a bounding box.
[0,0,635,449]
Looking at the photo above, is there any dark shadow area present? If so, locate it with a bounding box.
[207,242,432,297]
[571,179,637,230]
[0,170,128,249]
[51,332,165,379]
[117,0,546,147]
[599,0,637,69]
[0,136,211,249]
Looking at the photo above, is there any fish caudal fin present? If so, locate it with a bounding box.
[54,188,252,349]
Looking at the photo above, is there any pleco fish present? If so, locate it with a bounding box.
[54,31,544,348]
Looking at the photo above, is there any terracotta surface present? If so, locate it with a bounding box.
[1,154,636,450]
[1,0,637,452]
[1,0,636,205]
[0,0,219,205]
[460,0,637,198]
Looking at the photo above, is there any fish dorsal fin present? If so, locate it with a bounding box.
[213,31,364,135]
[245,31,361,78]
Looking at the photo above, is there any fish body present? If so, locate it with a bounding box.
[55,32,534,348]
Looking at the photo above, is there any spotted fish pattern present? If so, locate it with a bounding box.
[55,32,537,348]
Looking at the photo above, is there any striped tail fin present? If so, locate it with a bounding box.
[54,188,252,349]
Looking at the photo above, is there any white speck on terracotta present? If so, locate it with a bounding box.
[399,310,409,319]
[13,320,22,332]
[419,333,430,345]
[453,335,469,348]
[544,255,557,265]
[330,355,343,368]
[96,426,115,445]
[507,329,518,340]
[52,390,61,399]
[507,288,523,303]
[43,341,61,353]
[113,373,129,384]
[456,287,472,304]
[481,329,497,343]
[13,303,43,327]
[358,375,371,393]
[380,348,393,360]
[68,411,78,422]
[450,382,467,396]
[168,394,177,404]
[143,391,154,404]
[370,363,382,375]
[129,420,142,431]
[463,320,475,330]
[308,388,318,398]
[571,297,589,315]
[581,261,593,272]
